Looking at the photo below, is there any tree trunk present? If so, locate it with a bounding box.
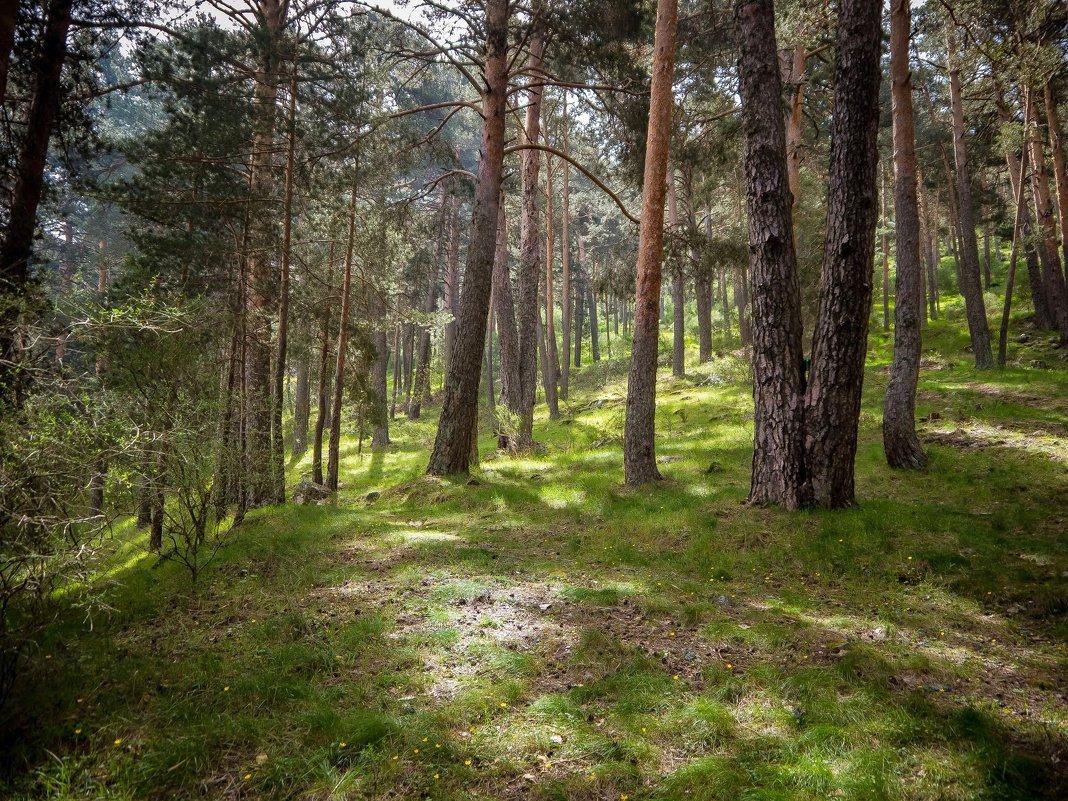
[242,0,287,507]
[271,77,297,503]
[784,42,806,221]
[995,83,1051,329]
[410,198,446,419]
[444,195,460,373]
[371,308,390,449]
[881,168,891,332]
[292,358,310,458]
[999,92,1032,368]
[515,1,546,444]
[945,25,993,368]
[803,0,883,508]
[622,0,678,486]
[560,91,572,399]
[667,168,685,376]
[486,287,496,407]
[589,280,600,362]
[1026,93,1068,343]
[574,237,586,369]
[543,110,561,413]
[883,0,927,471]
[326,169,359,491]
[389,321,401,418]
[492,197,520,421]
[0,0,74,405]
[736,0,805,507]
[1045,79,1068,271]
[427,0,508,476]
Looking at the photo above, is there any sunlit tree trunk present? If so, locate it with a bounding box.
[1026,93,1068,343]
[622,0,678,486]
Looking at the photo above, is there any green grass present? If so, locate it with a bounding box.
[2,293,1067,800]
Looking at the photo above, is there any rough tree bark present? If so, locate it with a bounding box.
[326,169,359,491]
[883,0,927,471]
[1045,80,1068,271]
[622,0,678,486]
[803,0,883,508]
[427,0,508,476]
[945,24,993,368]
[493,198,522,446]
[736,0,805,508]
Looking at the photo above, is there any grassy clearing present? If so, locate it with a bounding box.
[2,295,1067,800]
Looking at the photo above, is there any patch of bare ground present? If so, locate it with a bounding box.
[921,421,1068,464]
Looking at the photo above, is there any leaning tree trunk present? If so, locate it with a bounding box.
[622,0,678,486]
[945,25,993,368]
[995,80,1051,330]
[803,0,883,508]
[883,0,927,471]
[427,0,508,476]
[1000,92,1033,367]
[0,0,74,406]
[736,0,805,508]
[326,168,359,491]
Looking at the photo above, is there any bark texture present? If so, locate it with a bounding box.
[427,0,508,476]
[803,0,883,507]
[622,0,678,486]
[736,0,806,508]
[883,0,927,471]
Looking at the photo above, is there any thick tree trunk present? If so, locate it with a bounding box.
[883,0,927,471]
[945,26,993,368]
[326,170,359,491]
[427,0,508,476]
[803,0,883,508]
[622,0,678,486]
[736,0,805,507]
[1026,94,1068,343]
[0,0,74,404]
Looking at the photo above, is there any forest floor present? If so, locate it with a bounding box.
[5,300,1068,800]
